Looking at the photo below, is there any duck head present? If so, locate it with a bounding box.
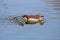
[36,14,44,21]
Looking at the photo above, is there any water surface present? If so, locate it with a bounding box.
[0,0,60,40]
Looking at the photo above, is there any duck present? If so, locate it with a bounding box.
[7,14,44,26]
[22,15,44,24]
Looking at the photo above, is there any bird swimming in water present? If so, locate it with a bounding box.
[7,14,45,26]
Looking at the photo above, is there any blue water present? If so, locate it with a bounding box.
[0,0,60,40]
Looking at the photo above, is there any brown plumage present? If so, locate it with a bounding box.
[22,15,44,19]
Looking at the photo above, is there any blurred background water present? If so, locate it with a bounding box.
[0,0,60,40]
